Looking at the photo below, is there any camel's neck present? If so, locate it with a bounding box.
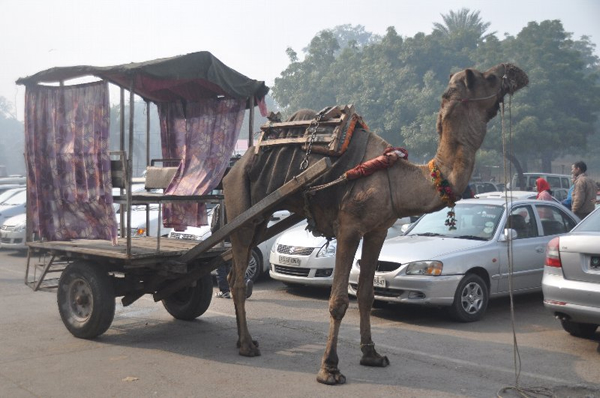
[432,104,488,199]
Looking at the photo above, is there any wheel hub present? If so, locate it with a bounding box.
[69,279,93,320]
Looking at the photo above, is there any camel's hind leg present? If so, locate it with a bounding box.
[228,225,263,357]
[317,227,362,385]
[356,229,390,367]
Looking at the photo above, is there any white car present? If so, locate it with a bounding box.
[116,204,173,237]
[270,218,411,287]
[169,208,295,282]
[542,206,600,338]
[348,198,580,322]
[0,213,27,250]
[0,188,26,227]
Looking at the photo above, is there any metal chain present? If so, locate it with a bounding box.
[300,115,322,170]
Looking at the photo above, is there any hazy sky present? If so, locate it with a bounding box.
[1,0,599,120]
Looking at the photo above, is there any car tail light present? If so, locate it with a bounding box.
[545,237,561,267]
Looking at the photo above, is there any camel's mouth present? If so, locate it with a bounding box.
[501,64,529,95]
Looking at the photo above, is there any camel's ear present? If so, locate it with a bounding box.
[465,69,476,90]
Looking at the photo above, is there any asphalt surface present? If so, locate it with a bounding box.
[0,249,599,397]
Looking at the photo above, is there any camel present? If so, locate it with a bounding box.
[222,63,528,385]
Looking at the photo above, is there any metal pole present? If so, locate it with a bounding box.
[119,88,126,239]
[248,96,255,148]
[126,80,135,257]
[145,101,151,238]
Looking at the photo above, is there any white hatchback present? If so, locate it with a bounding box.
[270,218,410,287]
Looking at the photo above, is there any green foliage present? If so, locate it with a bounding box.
[272,14,600,173]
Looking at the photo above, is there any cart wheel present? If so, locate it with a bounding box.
[57,261,115,339]
[162,274,213,320]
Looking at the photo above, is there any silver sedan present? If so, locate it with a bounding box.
[348,198,579,322]
[542,206,600,338]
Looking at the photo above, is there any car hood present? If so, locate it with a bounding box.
[3,212,26,225]
[276,223,326,248]
[371,235,488,263]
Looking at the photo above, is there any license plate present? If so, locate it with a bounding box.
[278,255,301,266]
[373,275,386,288]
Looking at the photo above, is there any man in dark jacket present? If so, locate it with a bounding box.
[571,161,596,220]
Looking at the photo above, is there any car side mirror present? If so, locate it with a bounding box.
[499,228,518,242]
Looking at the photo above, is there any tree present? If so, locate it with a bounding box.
[0,97,25,175]
[493,21,600,175]
[432,8,493,43]
[273,25,381,116]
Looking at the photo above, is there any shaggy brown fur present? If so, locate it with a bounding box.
[222,63,528,385]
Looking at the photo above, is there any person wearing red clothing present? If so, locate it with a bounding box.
[535,178,553,201]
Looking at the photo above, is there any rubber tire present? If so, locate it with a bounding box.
[57,261,115,339]
[245,249,263,283]
[560,319,598,338]
[449,274,489,322]
[162,274,213,320]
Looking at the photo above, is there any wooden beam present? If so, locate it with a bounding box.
[177,157,330,264]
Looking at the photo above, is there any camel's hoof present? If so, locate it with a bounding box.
[237,339,259,348]
[237,340,261,357]
[316,368,346,385]
[360,354,390,367]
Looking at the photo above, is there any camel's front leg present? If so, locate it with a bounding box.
[356,229,390,367]
[317,229,361,385]
[229,232,260,357]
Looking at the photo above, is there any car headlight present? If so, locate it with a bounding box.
[405,261,443,275]
[14,222,26,232]
[316,240,337,258]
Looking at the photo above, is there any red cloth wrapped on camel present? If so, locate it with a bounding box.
[344,147,408,180]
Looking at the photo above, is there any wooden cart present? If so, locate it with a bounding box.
[16,52,330,338]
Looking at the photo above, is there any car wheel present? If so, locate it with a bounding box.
[245,249,263,283]
[162,274,213,320]
[450,274,488,322]
[57,261,115,339]
[560,319,598,338]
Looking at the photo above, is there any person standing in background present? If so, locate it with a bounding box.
[535,178,553,201]
[571,161,596,220]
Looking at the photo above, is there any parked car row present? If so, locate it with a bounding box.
[3,181,598,338]
[0,187,27,250]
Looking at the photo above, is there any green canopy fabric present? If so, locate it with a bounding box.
[16,51,269,104]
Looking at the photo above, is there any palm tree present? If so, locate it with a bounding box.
[433,8,495,47]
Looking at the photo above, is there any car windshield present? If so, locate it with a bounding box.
[408,203,504,240]
[572,208,600,233]
[1,189,26,205]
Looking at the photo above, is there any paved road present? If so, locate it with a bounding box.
[0,249,599,397]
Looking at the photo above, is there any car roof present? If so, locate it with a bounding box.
[458,196,562,207]
[474,190,535,200]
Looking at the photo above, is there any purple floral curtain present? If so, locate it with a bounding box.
[24,81,118,242]
[158,98,245,230]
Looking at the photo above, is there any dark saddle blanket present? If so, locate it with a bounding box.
[255,105,367,157]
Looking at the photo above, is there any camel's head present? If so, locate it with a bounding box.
[437,64,528,134]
